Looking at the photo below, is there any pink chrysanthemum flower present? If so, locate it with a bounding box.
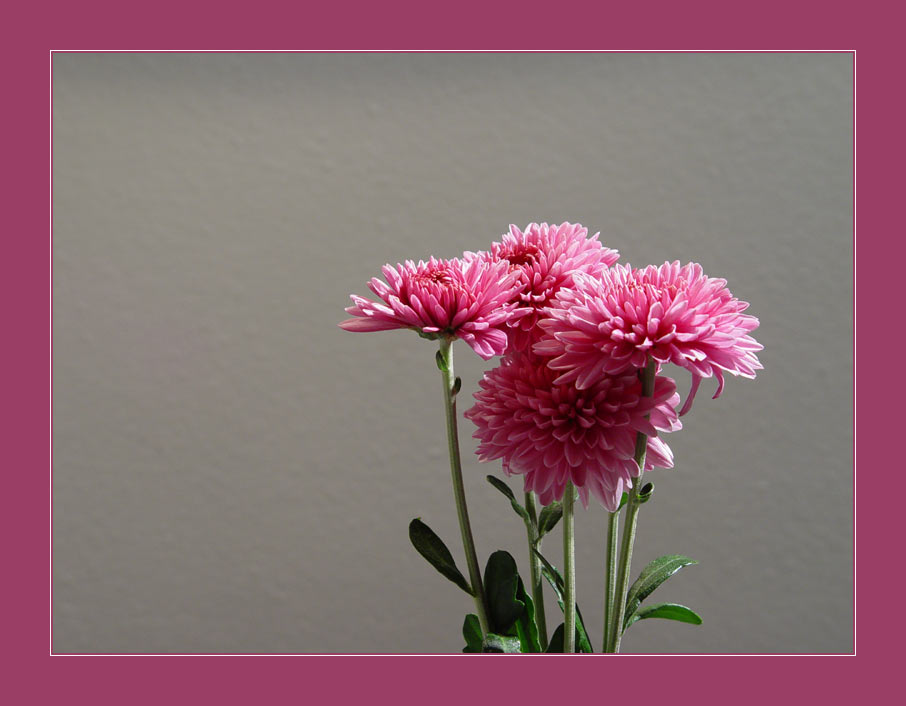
[466,223,619,353]
[339,257,525,359]
[534,262,763,413]
[464,353,681,511]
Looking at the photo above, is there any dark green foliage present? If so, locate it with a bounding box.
[408,518,472,595]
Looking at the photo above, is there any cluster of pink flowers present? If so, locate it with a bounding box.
[341,223,762,511]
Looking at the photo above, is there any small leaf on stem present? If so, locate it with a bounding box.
[624,603,703,632]
[537,502,563,538]
[462,614,483,652]
[623,555,698,627]
[486,475,530,521]
[408,518,473,595]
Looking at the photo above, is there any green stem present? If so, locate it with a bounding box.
[524,491,549,650]
[438,338,490,636]
[608,357,656,653]
[562,480,576,653]
[603,509,619,652]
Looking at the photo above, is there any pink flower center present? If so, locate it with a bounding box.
[407,265,473,306]
[536,376,633,436]
[625,280,663,300]
[627,275,687,300]
[416,269,456,287]
[501,244,541,271]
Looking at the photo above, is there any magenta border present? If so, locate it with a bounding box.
[7,3,882,699]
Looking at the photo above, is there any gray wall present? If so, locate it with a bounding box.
[52,52,853,654]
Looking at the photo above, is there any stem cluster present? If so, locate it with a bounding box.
[604,357,657,653]
[437,342,657,654]
[523,492,549,649]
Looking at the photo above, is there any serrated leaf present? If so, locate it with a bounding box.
[484,550,525,633]
[408,518,473,595]
[537,502,563,537]
[482,633,522,653]
[486,475,529,521]
[462,614,483,653]
[624,555,698,625]
[533,549,593,653]
[624,603,703,632]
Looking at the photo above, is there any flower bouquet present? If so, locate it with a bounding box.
[340,222,762,653]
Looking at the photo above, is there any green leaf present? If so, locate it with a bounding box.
[513,576,541,653]
[533,549,593,653]
[408,518,473,595]
[462,614,483,653]
[486,475,529,521]
[480,551,542,652]
[452,376,462,396]
[624,555,698,627]
[618,492,629,510]
[546,623,565,653]
[486,474,517,502]
[483,550,525,633]
[544,622,588,653]
[482,633,522,653]
[532,549,562,592]
[624,603,703,632]
[537,502,563,537]
[436,350,447,371]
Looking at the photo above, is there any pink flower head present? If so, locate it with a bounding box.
[534,262,763,413]
[464,353,681,511]
[339,257,525,359]
[466,223,619,353]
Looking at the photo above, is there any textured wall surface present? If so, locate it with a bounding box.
[52,53,853,654]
